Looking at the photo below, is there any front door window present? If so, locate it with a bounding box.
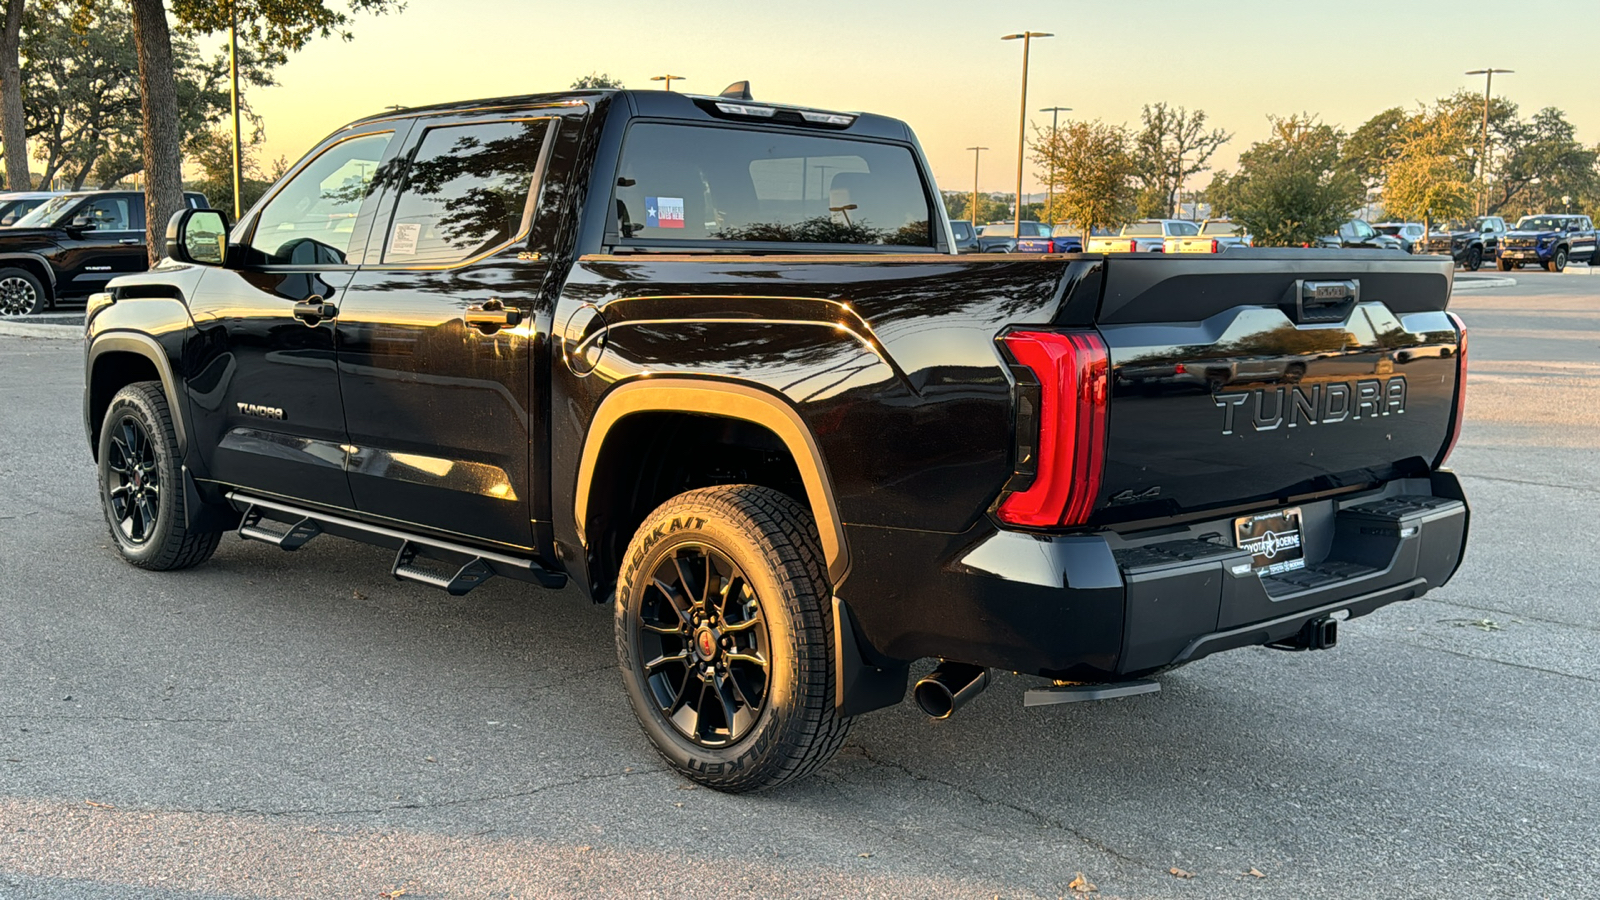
[249,132,395,265]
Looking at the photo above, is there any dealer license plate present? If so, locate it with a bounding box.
[1234,507,1305,576]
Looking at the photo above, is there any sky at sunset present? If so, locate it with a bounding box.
[244,0,1597,199]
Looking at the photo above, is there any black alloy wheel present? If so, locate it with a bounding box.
[636,542,770,747]
[1465,246,1483,271]
[97,382,222,570]
[104,413,161,545]
[0,267,45,317]
[615,485,852,792]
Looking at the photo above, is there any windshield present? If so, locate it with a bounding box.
[11,194,79,228]
[1199,221,1243,236]
[1515,216,1566,232]
[1123,222,1162,236]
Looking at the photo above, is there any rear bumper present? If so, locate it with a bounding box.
[842,472,1468,681]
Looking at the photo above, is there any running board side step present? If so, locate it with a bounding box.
[227,493,566,595]
[1023,679,1160,707]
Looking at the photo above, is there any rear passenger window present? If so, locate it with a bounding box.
[613,123,933,248]
[384,119,552,265]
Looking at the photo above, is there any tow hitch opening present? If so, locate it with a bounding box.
[1271,615,1340,652]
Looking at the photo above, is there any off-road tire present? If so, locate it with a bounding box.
[615,485,851,792]
[1464,246,1482,271]
[98,382,222,570]
[0,266,46,317]
[1545,248,1567,272]
[1497,258,1514,271]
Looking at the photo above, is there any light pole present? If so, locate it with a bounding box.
[966,146,988,225]
[1465,68,1512,215]
[1564,194,1572,213]
[650,74,685,91]
[1002,31,1052,238]
[1039,106,1070,225]
[228,0,242,220]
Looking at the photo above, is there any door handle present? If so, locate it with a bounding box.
[463,299,522,332]
[293,295,337,325]
[118,238,141,245]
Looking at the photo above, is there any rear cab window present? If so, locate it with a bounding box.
[611,122,935,251]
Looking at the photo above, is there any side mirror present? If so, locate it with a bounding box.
[68,214,97,232]
[166,208,231,266]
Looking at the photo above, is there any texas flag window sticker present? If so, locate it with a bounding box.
[646,196,685,229]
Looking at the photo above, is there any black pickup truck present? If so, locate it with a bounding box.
[83,88,1469,792]
[0,190,208,316]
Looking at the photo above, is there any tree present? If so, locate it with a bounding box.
[1130,103,1230,218]
[130,0,183,263]
[1209,114,1363,247]
[185,127,282,211]
[1031,119,1136,240]
[1340,106,1409,192]
[1487,107,1599,218]
[0,0,25,189]
[570,72,623,89]
[122,0,403,261]
[22,2,266,190]
[941,190,1009,225]
[1381,121,1474,223]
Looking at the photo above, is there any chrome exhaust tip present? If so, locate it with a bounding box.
[912,662,990,719]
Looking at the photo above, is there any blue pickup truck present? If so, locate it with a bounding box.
[1496,214,1599,272]
[1014,223,1084,254]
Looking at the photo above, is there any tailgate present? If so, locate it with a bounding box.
[1091,251,1460,524]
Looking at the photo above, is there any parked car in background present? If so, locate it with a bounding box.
[1015,223,1083,254]
[1165,218,1252,253]
[949,219,981,253]
[1418,216,1506,271]
[1317,219,1406,252]
[975,220,1050,253]
[0,189,208,316]
[1087,219,1196,253]
[1497,214,1598,272]
[0,191,62,227]
[1374,222,1425,254]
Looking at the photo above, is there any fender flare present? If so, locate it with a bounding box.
[574,378,850,586]
[0,251,59,294]
[85,331,188,455]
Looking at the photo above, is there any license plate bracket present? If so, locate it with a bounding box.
[1234,507,1305,576]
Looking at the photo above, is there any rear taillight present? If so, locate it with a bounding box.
[1128,239,1139,253]
[1210,239,1219,253]
[998,331,1110,528]
[1437,312,1468,466]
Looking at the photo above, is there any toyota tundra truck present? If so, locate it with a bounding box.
[82,87,1470,793]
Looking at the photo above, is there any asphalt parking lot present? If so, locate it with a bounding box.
[1,269,1597,899]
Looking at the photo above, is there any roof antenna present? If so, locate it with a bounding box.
[719,81,752,101]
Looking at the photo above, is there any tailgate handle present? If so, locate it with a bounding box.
[1288,279,1358,323]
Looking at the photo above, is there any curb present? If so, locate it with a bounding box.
[1452,276,1517,290]
[0,321,82,341]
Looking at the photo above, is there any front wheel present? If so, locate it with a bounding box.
[615,485,851,792]
[1545,248,1567,272]
[0,267,46,317]
[1497,258,1515,271]
[98,382,222,570]
[1464,246,1483,271]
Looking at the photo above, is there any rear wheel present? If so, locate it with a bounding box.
[615,485,850,792]
[1545,248,1567,272]
[1464,246,1483,271]
[0,267,45,317]
[98,382,222,570]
